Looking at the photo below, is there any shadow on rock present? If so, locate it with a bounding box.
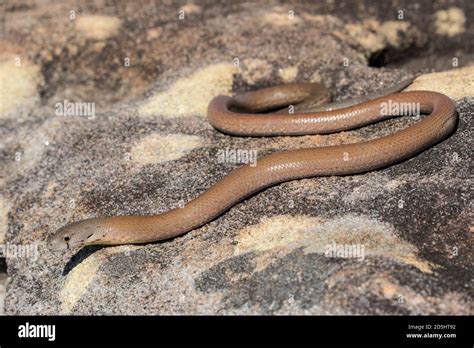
[62,245,104,276]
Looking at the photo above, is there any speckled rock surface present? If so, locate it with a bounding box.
[1,0,473,315]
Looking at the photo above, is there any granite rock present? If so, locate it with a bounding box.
[1,0,473,315]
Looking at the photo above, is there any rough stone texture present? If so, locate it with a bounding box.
[1,0,473,315]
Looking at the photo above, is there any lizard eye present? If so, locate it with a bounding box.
[64,236,70,242]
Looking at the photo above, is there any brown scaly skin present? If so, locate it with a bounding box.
[47,79,457,251]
